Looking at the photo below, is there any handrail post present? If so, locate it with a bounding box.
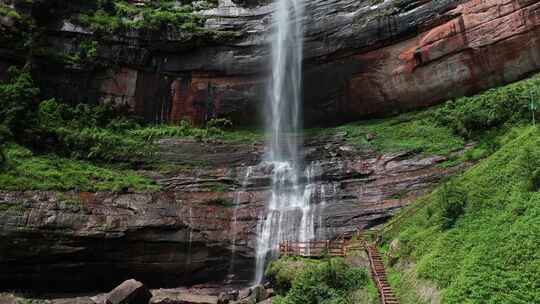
[326,240,330,256]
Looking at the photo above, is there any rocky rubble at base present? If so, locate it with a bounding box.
[0,281,273,304]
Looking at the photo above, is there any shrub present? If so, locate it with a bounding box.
[267,257,369,304]
[77,0,207,33]
[437,180,467,229]
[206,118,233,130]
[0,66,40,138]
[433,75,540,138]
[517,147,540,191]
[265,257,315,293]
[129,120,227,142]
[36,99,149,162]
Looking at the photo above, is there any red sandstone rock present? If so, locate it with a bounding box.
[4,0,537,125]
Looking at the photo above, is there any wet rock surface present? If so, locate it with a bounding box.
[0,133,466,292]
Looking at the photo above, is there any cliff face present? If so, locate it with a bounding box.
[0,0,537,294]
[2,0,539,125]
[0,134,463,291]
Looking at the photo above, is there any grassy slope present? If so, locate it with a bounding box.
[329,110,465,155]
[383,126,540,304]
[0,144,159,192]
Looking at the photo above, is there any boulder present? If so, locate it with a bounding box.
[0,293,17,304]
[106,279,152,304]
[232,285,267,304]
[386,239,402,267]
[217,292,231,304]
[150,289,217,304]
[251,285,267,303]
[236,287,251,301]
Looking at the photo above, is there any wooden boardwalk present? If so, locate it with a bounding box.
[278,232,399,304]
[279,240,347,257]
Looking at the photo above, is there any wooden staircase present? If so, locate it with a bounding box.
[366,244,399,304]
[278,230,400,304]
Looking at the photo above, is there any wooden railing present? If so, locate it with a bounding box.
[279,240,347,257]
[278,232,399,303]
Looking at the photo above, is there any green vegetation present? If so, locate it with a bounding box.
[0,68,260,191]
[0,2,33,51]
[329,73,540,160]
[373,74,540,303]
[327,110,465,155]
[0,67,40,139]
[0,4,22,20]
[76,0,216,33]
[0,144,159,192]
[266,257,374,304]
[382,126,540,303]
[34,38,100,67]
[129,118,260,143]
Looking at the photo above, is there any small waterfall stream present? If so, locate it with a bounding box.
[227,166,253,282]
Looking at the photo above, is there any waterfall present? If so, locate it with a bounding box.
[227,166,253,282]
[254,0,307,284]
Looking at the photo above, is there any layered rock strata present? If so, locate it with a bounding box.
[0,134,463,291]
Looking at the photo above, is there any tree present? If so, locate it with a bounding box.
[0,66,40,137]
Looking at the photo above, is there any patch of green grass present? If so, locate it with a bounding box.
[129,121,263,144]
[384,126,540,304]
[314,73,540,157]
[328,110,465,155]
[349,279,379,304]
[385,262,435,304]
[0,144,159,192]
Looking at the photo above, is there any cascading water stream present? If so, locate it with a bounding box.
[253,0,309,284]
[227,166,253,282]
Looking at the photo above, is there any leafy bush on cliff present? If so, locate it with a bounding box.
[0,4,22,20]
[335,73,540,157]
[433,75,540,138]
[130,119,229,142]
[384,126,540,303]
[267,257,371,304]
[77,0,209,33]
[37,99,150,162]
[436,180,468,230]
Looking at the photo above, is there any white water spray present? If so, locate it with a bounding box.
[254,0,309,284]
